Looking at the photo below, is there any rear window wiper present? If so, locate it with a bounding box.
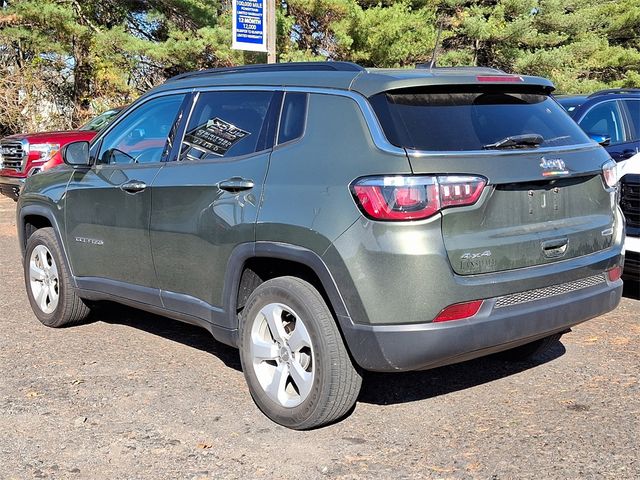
[482,134,544,150]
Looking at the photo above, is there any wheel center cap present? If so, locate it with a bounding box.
[279,346,291,363]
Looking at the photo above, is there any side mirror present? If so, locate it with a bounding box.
[588,133,611,147]
[62,141,91,167]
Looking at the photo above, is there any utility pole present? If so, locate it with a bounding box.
[231,0,275,62]
[267,0,276,63]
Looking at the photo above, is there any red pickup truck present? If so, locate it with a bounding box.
[0,108,121,200]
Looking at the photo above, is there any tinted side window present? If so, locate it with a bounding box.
[620,99,640,141]
[278,93,308,144]
[180,91,275,161]
[579,101,625,144]
[98,95,185,164]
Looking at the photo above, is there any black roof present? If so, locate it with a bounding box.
[588,88,640,98]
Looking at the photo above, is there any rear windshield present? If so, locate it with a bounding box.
[370,88,590,151]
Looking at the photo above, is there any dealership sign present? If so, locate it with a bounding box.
[232,0,267,52]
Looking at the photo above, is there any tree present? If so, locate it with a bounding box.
[439,0,640,92]
[0,0,638,134]
[0,0,248,131]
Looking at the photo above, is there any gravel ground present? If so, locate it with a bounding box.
[0,196,638,480]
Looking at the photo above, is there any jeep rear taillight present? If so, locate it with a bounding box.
[351,175,487,221]
[438,176,487,208]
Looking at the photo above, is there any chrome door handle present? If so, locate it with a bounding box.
[120,180,147,193]
[219,177,255,192]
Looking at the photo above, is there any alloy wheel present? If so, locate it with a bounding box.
[250,302,314,408]
[29,244,60,314]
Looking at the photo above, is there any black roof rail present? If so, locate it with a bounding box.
[588,88,640,98]
[166,61,365,82]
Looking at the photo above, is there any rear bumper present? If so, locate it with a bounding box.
[0,175,24,200]
[340,277,622,372]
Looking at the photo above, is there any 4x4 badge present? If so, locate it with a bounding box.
[460,250,492,260]
[540,157,569,177]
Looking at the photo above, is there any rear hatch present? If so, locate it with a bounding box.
[370,85,616,274]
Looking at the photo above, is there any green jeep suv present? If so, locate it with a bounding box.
[17,62,624,429]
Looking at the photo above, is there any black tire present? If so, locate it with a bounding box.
[498,333,563,361]
[239,276,362,430]
[24,227,91,328]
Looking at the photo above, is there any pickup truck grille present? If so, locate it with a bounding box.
[0,140,27,171]
[621,177,640,229]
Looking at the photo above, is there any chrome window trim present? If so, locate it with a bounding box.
[93,84,600,159]
[93,86,406,156]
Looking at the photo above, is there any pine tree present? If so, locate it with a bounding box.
[0,0,638,133]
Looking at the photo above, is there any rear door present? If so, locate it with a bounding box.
[370,87,616,275]
[65,93,187,296]
[150,89,280,321]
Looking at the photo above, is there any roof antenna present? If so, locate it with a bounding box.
[428,18,444,71]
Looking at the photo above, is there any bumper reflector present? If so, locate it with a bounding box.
[433,300,483,322]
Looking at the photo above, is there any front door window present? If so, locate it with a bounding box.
[98,94,186,164]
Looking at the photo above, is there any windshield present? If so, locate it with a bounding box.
[370,88,590,151]
[79,108,122,132]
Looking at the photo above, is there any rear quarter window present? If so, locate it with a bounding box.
[370,87,590,152]
[277,92,307,144]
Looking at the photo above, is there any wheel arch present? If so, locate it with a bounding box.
[223,243,351,334]
[19,205,76,287]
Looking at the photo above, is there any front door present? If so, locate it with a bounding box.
[65,93,188,297]
[150,90,280,322]
[577,99,635,161]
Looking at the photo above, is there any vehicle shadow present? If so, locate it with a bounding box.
[89,302,243,372]
[88,301,567,406]
[358,341,566,406]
